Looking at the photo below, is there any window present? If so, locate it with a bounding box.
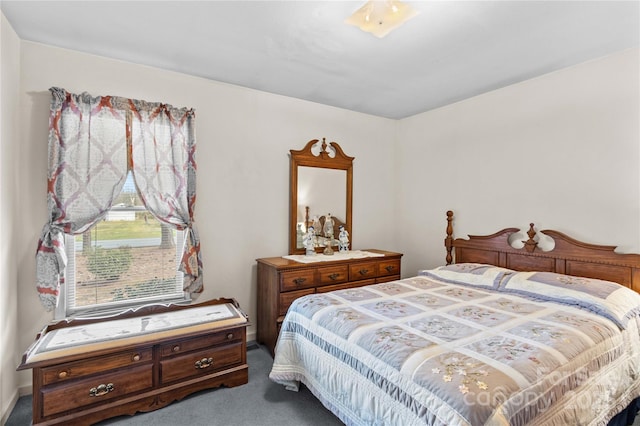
[37,88,202,314]
[58,172,188,318]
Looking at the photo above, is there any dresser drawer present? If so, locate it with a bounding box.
[279,288,315,316]
[349,261,378,281]
[41,348,152,385]
[317,265,348,286]
[160,342,243,384]
[317,279,375,293]
[378,259,400,278]
[41,364,153,417]
[280,269,316,292]
[377,275,400,284]
[160,329,242,357]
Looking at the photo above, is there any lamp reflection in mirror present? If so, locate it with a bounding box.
[345,1,419,38]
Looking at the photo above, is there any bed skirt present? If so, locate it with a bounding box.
[609,397,640,426]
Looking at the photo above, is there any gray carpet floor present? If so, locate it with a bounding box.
[4,343,344,426]
[6,344,640,426]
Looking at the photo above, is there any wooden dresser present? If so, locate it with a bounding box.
[257,249,402,355]
[18,298,249,425]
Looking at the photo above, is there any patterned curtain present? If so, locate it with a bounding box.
[36,88,129,310]
[129,100,203,293]
[36,88,202,311]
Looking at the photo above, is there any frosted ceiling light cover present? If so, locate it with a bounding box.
[345,1,420,38]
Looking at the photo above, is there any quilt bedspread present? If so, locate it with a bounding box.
[269,275,640,426]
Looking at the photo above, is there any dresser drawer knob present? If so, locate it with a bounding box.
[58,371,68,379]
[173,345,181,352]
[293,277,307,285]
[89,383,114,397]
[227,333,234,340]
[385,266,395,273]
[195,357,214,369]
[132,353,141,362]
[358,269,369,275]
[328,273,339,281]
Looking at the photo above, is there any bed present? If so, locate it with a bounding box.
[269,211,640,425]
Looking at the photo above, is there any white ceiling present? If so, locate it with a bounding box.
[1,1,638,119]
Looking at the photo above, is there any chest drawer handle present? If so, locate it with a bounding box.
[132,353,141,362]
[328,273,340,281]
[58,371,68,379]
[195,357,214,369]
[227,333,234,340]
[293,277,307,285]
[385,266,395,273]
[89,383,114,397]
[173,345,181,352]
[358,269,369,276]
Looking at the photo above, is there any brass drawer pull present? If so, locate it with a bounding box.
[58,371,68,379]
[132,353,141,362]
[89,383,114,397]
[195,357,214,369]
[358,269,369,275]
[385,265,395,273]
[328,273,340,281]
[293,277,306,285]
[173,345,181,352]
[227,333,234,340]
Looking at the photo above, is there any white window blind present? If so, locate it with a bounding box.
[62,172,187,317]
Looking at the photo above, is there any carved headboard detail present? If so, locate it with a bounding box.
[445,210,640,293]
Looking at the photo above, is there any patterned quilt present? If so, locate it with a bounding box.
[270,265,640,426]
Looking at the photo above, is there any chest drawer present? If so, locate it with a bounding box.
[280,269,316,291]
[279,288,315,316]
[160,342,243,384]
[41,348,152,385]
[378,259,401,278]
[160,329,242,357]
[317,265,348,286]
[349,261,378,281]
[41,364,153,417]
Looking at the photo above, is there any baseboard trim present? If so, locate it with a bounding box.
[1,388,20,425]
[18,384,32,396]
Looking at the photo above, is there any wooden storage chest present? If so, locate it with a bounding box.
[18,298,249,425]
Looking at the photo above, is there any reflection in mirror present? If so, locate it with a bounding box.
[296,167,346,249]
[289,138,354,255]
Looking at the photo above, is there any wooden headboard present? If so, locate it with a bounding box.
[444,210,640,293]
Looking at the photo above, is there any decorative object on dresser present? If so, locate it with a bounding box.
[17,298,249,425]
[257,249,402,356]
[338,225,350,252]
[289,138,353,255]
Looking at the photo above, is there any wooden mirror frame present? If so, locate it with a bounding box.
[289,138,354,255]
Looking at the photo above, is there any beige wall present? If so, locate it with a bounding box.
[2,11,639,415]
[396,48,640,277]
[1,13,21,424]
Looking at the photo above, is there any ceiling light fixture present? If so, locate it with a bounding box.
[345,1,419,38]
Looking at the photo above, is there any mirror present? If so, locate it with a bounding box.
[289,139,354,255]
